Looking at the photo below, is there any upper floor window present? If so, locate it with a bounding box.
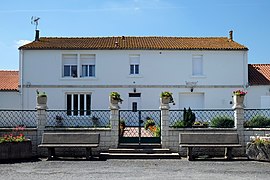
[192,55,203,76]
[63,54,78,77]
[129,55,140,75]
[80,54,96,77]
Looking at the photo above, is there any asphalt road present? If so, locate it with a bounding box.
[0,158,269,180]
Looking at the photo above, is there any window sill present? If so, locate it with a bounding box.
[60,77,98,81]
[191,75,206,79]
[128,74,143,78]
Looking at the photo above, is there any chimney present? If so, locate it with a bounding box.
[229,30,233,41]
[35,30,40,41]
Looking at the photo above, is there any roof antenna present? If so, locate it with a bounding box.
[31,16,40,30]
[31,16,40,41]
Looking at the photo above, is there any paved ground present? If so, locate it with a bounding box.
[0,158,269,180]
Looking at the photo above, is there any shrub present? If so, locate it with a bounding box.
[171,120,185,128]
[244,115,270,128]
[210,116,234,128]
[183,107,196,128]
[144,117,155,130]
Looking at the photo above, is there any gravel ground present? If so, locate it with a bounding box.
[0,158,270,180]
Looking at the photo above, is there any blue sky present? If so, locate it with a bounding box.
[0,0,269,70]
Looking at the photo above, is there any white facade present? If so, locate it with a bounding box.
[0,91,20,109]
[19,49,251,110]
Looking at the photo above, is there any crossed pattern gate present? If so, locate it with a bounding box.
[119,110,161,144]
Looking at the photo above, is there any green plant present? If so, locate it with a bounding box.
[36,89,47,97]
[154,126,160,137]
[244,115,270,128]
[161,91,174,104]
[171,120,185,128]
[110,92,123,103]
[119,119,126,137]
[210,116,234,128]
[144,117,155,130]
[183,107,196,128]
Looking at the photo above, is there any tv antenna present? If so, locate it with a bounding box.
[31,16,40,30]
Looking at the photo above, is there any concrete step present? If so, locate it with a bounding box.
[108,148,172,154]
[118,143,162,149]
[100,152,180,159]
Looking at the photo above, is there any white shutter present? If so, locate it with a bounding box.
[129,55,140,64]
[192,55,203,76]
[80,54,95,65]
[63,54,77,65]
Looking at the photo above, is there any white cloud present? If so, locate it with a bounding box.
[15,40,32,48]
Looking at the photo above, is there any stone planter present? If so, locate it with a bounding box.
[232,95,245,109]
[246,142,270,161]
[109,96,120,109]
[36,96,48,109]
[161,97,170,104]
[0,141,32,160]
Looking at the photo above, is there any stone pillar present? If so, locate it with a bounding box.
[109,96,120,148]
[160,98,170,149]
[36,98,47,155]
[232,95,245,154]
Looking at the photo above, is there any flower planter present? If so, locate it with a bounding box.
[36,96,48,109]
[161,97,170,104]
[233,95,245,108]
[0,141,32,160]
[246,142,270,161]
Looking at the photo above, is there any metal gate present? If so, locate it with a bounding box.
[119,110,161,144]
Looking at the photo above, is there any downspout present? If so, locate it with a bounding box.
[243,50,248,89]
[19,49,24,110]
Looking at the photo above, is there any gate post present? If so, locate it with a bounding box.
[109,97,120,148]
[232,94,245,155]
[36,95,48,156]
[160,98,170,148]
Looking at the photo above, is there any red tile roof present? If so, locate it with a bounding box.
[248,64,270,85]
[19,36,248,50]
[0,71,19,91]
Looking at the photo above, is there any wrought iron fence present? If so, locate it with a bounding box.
[0,110,37,128]
[244,109,270,128]
[46,110,111,128]
[170,109,234,127]
[119,110,161,137]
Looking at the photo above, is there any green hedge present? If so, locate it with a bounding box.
[210,116,234,128]
[244,115,270,128]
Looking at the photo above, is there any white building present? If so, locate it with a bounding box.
[0,71,20,109]
[17,31,252,111]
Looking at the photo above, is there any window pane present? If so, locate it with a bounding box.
[67,94,72,116]
[89,65,95,77]
[64,65,70,77]
[86,94,91,115]
[71,66,77,77]
[130,65,134,74]
[80,94,84,116]
[135,65,139,74]
[73,94,78,116]
[132,102,138,112]
[82,65,88,77]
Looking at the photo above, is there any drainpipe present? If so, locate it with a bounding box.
[243,51,248,89]
[19,49,24,110]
